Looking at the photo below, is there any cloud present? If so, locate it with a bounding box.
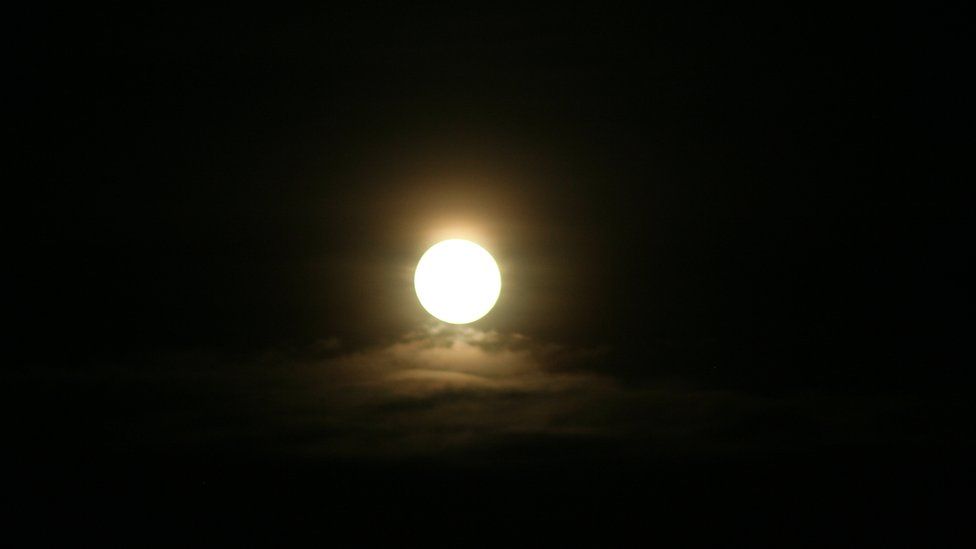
[259,325,623,458]
[32,324,953,464]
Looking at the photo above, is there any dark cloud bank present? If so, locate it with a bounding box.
[17,326,971,544]
[29,326,964,462]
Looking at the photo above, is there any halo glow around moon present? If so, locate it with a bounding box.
[414,239,501,324]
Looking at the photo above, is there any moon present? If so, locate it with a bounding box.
[414,239,502,324]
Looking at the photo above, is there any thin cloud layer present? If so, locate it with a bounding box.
[266,325,623,458]
[30,325,952,464]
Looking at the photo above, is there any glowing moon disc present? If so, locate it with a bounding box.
[414,239,501,324]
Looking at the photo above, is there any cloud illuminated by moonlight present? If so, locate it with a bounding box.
[41,325,919,462]
[286,325,621,457]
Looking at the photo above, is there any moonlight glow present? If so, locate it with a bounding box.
[414,239,501,324]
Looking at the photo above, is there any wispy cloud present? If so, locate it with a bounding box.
[33,325,949,462]
[263,325,622,458]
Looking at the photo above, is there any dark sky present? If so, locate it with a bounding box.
[12,4,973,545]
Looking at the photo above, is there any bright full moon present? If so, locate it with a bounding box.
[414,239,501,324]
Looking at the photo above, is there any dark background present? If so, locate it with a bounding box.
[11,3,973,545]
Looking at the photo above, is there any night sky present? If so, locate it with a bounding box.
[12,4,973,545]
